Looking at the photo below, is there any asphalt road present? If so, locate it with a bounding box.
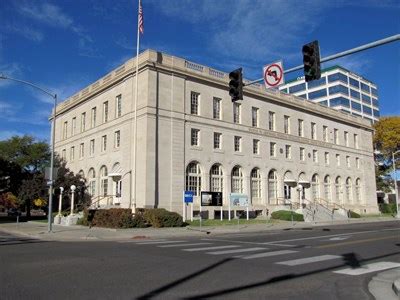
[0,221,399,299]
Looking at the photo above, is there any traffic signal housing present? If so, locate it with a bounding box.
[302,41,321,82]
[229,68,243,102]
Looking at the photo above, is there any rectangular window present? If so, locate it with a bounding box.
[334,129,339,145]
[360,82,370,93]
[234,136,241,152]
[214,132,221,149]
[344,131,349,147]
[371,87,378,96]
[356,157,360,169]
[346,156,350,168]
[323,126,328,142]
[285,145,291,159]
[63,121,68,139]
[114,130,120,148]
[284,115,290,134]
[81,113,86,132]
[308,89,327,100]
[313,150,318,163]
[354,134,359,149]
[311,122,317,140]
[329,84,349,96]
[328,72,348,84]
[103,101,109,123]
[330,97,350,108]
[79,143,84,158]
[90,139,95,156]
[270,142,276,157]
[213,97,221,120]
[191,128,200,146]
[91,107,97,128]
[101,135,107,152]
[70,146,74,162]
[349,77,359,88]
[300,147,305,161]
[336,154,340,166]
[351,101,362,112]
[298,119,304,137]
[350,89,360,99]
[253,139,259,155]
[252,107,259,127]
[72,117,76,136]
[325,152,329,165]
[233,103,241,124]
[307,77,326,89]
[289,83,306,93]
[269,111,275,131]
[190,92,199,115]
[61,149,66,160]
[116,94,122,118]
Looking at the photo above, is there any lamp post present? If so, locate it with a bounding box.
[392,150,400,218]
[70,185,76,216]
[0,74,57,232]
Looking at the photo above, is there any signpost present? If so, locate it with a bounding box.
[263,61,285,88]
[183,191,194,222]
[229,193,250,220]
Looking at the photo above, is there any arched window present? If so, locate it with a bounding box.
[231,166,243,193]
[100,166,108,196]
[251,168,261,204]
[88,168,96,196]
[283,171,295,200]
[78,170,85,179]
[324,175,331,202]
[311,174,320,201]
[355,178,361,202]
[335,176,342,204]
[186,162,201,196]
[210,164,223,193]
[268,170,277,204]
[346,177,352,203]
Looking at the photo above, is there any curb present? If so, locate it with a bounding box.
[393,278,400,296]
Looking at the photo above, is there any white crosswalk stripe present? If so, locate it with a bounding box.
[333,261,400,275]
[158,242,212,248]
[136,240,186,245]
[206,247,266,255]
[183,245,240,252]
[237,250,298,260]
[120,239,167,243]
[276,255,341,266]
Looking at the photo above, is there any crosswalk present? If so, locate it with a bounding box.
[121,238,400,276]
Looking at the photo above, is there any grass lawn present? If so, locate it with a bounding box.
[359,213,395,218]
[186,218,281,227]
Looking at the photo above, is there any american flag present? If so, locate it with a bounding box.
[138,0,144,34]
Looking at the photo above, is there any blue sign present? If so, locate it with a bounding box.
[184,191,194,203]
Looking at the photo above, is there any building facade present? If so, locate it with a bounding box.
[279,66,380,123]
[54,50,379,217]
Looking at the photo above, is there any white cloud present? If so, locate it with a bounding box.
[0,130,24,141]
[6,24,44,42]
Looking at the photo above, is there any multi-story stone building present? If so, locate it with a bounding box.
[54,50,379,217]
[279,66,380,123]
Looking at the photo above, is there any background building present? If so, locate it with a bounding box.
[279,66,380,123]
[53,50,379,217]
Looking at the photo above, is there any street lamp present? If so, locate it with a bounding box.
[0,74,57,232]
[392,150,400,218]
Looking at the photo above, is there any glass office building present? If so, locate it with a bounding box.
[279,66,379,123]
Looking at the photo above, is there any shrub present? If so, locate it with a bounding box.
[271,210,304,222]
[91,208,134,228]
[143,208,184,228]
[348,210,361,218]
[132,213,148,228]
[379,203,396,214]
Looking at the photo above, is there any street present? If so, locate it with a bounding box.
[0,221,399,299]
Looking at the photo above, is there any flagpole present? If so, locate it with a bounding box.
[132,0,141,213]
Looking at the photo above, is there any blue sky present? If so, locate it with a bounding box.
[0,0,399,142]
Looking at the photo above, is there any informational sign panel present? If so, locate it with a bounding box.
[184,191,194,203]
[263,61,285,88]
[229,193,249,207]
[201,191,223,206]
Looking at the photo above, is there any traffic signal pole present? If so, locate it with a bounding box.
[244,34,400,87]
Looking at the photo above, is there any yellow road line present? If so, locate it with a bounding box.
[317,235,400,249]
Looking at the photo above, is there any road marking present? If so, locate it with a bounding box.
[276,255,341,266]
[317,235,400,249]
[329,236,351,241]
[237,250,298,260]
[334,262,400,276]
[120,239,167,243]
[206,247,266,255]
[136,240,186,245]
[202,238,265,245]
[183,245,240,252]
[158,242,212,248]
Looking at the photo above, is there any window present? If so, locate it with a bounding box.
[311,174,320,201]
[213,97,221,120]
[330,97,350,108]
[325,152,329,165]
[268,170,277,204]
[328,72,347,83]
[213,132,221,149]
[300,147,305,161]
[349,77,359,88]
[324,176,331,202]
[88,168,96,196]
[103,101,109,123]
[329,84,348,96]
[371,87,378,96]
[116,95,122,118]
[289,83,306,93]
[71,117,76,136]
[270,142,276,157]
[70,147,75,162]
[336,154,340,166]
[298,119,304,137]
[100,166,108,196]
[114,130,120,148]
[285,145,291,159]
[372,98,379,107]
[253,139,259,155]
[81,113,86,132]
[308,89,327,100]
[61,149,66,160]
[351,101,362,112]
[360,82,370,93]
[268,112,275,131]
[251,168,261,202]
[210,164,223,193]
[79,143,84,158]
[323,126,328,142]
[335,177,342,204]
[362,94,371,104]
[233,103,241,124]
[90,107,96,128]
[234,136,241,152]
[345,177,352,202]
[190,92,199,115]
[350,89,360,99]
[373,109,380,118]
[63,121,68,139]
[231,166,243,193]
[346,156,350,168]
[101,135,107,152]
[186,162,201,196]
[307,77,326,89]
[90,139,95,156]
[284,115,290,134]
[313,150,318,163]
[191,129,200,146]
[252,107,259,127]
[311,122,317,140]
[354,134,359,149]
[344,131,349,147]
[334,129,339,144]
[363,105,372,115]
[355,178,361,202]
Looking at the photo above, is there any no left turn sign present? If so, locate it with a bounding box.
[263,61,285,88]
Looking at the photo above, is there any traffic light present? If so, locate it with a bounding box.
[302,41,321,82]
[229,68,243,102]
